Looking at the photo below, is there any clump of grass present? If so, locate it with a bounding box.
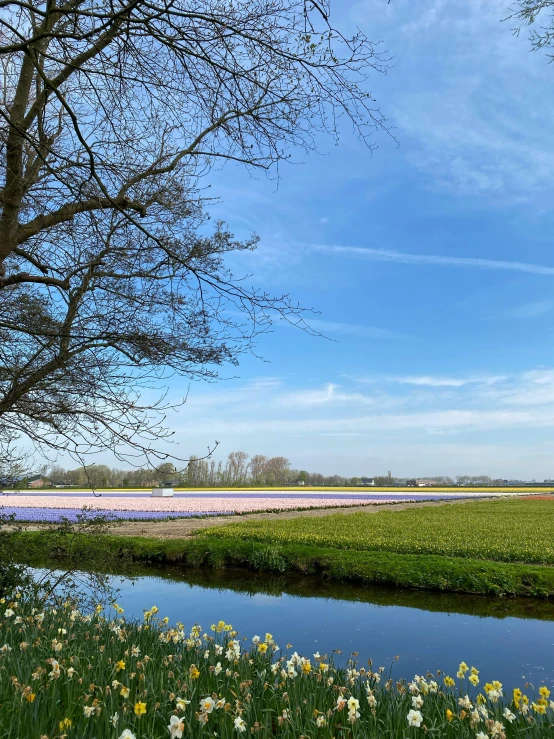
[1,592,553,738]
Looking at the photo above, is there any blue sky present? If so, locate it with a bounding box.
[135,1,554,477]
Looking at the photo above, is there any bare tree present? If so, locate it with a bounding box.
[0,0,390,466]
[226,450,250,485]
[508,1,554,50]
[264,455,290,485]
[250,454,269,484]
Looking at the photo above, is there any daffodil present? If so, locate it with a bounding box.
[168,715,185,739]
[407,709,423,727]
[200,697,215,714]
[134,701,147,716]
[234,716,247,733]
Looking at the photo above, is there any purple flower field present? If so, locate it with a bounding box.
[0,507,232,523]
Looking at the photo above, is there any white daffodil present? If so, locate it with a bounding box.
[407,709,423,728]
[168,715,185,739]
[200,697,216,714]
[234,716,247,733]
[412,695,424,709]
[118,731,136,739]
[458,695,472,710]
[503,707,516,723]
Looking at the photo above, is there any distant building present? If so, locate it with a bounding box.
[27,476,49,489]
[416,479,437,487]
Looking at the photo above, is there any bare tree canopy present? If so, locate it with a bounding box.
[508,1,554,51]
[0,0,390,465]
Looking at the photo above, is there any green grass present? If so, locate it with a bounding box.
[10,498,554,597]
[202,498,554,565]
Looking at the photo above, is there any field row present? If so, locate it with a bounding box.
[203,498,554,565]
[0,492,487,521]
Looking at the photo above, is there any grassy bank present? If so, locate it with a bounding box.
[10,498,554,597]
[9,531,554,598]
[3,595,553,738]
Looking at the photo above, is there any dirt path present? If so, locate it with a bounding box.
[108,497,483,540]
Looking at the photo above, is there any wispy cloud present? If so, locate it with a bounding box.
[504,301,552,319]
[312,244,554,276]
[351,0,554,200]
[385,374,506,388]
[307,319,403,339]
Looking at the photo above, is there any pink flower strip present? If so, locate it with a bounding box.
[3,494,406,514]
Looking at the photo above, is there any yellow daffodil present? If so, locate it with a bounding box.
[134,702,147,716]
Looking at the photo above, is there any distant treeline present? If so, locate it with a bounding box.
[35,459,514,489]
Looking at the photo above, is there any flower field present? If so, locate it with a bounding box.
[0,507,233,523]
[0,492,485,523]
[1,594,553,738]
[202,498,554,565]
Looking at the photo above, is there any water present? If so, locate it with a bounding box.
[90,565,554,692]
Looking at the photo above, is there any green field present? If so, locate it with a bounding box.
[202,498,554,565]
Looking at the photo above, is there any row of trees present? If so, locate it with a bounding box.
[44,453,294,488]
[37,461,511,489]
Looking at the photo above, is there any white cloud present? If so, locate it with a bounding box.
[385,374,506,388]
[504,301,552,319]
[311,243,554,276]
[307,318,403,339]
[352,0,554,200]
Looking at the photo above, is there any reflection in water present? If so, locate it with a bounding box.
[103,565,554,691]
